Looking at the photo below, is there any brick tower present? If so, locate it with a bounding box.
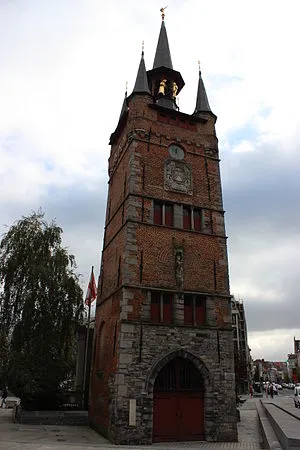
[90,12,238,444]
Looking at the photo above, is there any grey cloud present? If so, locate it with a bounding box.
[220,137,300,338]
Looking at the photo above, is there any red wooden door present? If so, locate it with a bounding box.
[178,393,204,440]
[153,393,204,441]
[153,358,204,442]
[153,394,178,441]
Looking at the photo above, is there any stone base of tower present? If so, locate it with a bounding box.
[89,321,238,445]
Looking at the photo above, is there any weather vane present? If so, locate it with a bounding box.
[198,60,201,72]
[142,40,144,55]
[160,6,168,21]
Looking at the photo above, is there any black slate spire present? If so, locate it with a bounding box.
[119,89,128,120]
[194,68,212,115]
[132,49,151,95]
[153,19,173,69]
[109,89,129,145]
[147,8,184,110]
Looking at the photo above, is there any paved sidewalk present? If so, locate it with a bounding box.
[0,396,264,450]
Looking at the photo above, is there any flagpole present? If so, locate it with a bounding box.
[82,266,93,409]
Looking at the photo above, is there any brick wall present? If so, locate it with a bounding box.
[90,88,237,443]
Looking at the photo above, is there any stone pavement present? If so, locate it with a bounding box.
[0,396,265,450]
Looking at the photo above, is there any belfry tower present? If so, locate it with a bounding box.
[90,11,237,444]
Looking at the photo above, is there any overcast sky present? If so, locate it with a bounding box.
[1,0,299,362]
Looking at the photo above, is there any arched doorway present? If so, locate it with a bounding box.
[153,357,205,442]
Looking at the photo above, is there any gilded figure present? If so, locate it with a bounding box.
[172,81,178,98]
[158,79,167,95]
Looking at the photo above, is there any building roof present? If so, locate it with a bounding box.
[118,92,128,120]
[132,51,151,95]
[153,20,173,70]
[194,69,212,115]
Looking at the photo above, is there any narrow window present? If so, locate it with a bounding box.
[183,206,191,229]
[117,256,121,286]
[194,208,202,231]
[165,203,174,226]
[151,292,160,322]
[184,295,193,325]
[195,295,206,325]
[163,293,173,324]
[154,202,163,225]
[123,174,127,197]
[113,322,117,355]
[150,292,173,323]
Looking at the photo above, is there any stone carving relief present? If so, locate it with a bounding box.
[174,247,184,289]
[164,160,192,195]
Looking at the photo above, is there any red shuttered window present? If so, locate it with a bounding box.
[150,292,173,324]
[184,295,193,325]
[153,201,174,227]
[195,296,206,325]
[163,294,173,324]
[165,204,174,227]
[151,292,161,322]
[184,295,206,326]
[194,208,202,231]
[183,206,191,229]
[154,202,163,225]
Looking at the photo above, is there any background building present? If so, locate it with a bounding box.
[89,13,237,444]
[231,297,251,394]
[253,359,288,383]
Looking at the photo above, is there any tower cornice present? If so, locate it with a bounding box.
[148,103,207,124]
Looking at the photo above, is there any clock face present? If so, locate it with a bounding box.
[168,144,185,160]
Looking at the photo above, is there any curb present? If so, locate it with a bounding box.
[256,400,282,450]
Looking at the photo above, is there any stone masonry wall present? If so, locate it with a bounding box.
[107,319,237,444]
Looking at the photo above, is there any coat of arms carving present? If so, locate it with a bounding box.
[164,160,192,194]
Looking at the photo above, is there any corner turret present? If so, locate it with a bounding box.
[193,65,216,119]
[131,45,151,95]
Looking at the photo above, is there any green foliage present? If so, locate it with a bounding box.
[0,331,9,387]
[0,211,84,407]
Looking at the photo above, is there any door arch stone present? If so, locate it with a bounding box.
[147,350,210,442]
[146,348,209,394]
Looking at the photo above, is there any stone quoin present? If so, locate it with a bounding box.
[89,10,238,445]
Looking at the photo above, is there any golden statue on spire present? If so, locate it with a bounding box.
[160,6,168,21]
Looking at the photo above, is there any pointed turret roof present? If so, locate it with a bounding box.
[132,51,151,95]
[153,20,173,70]
[194,69,212,115]
[109,91,129,145]
[119,91,128,120]
[147,14,184,109]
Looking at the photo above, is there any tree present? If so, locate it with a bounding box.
[0,211,83,408]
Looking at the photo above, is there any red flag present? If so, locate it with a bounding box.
[85,267,97,306]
